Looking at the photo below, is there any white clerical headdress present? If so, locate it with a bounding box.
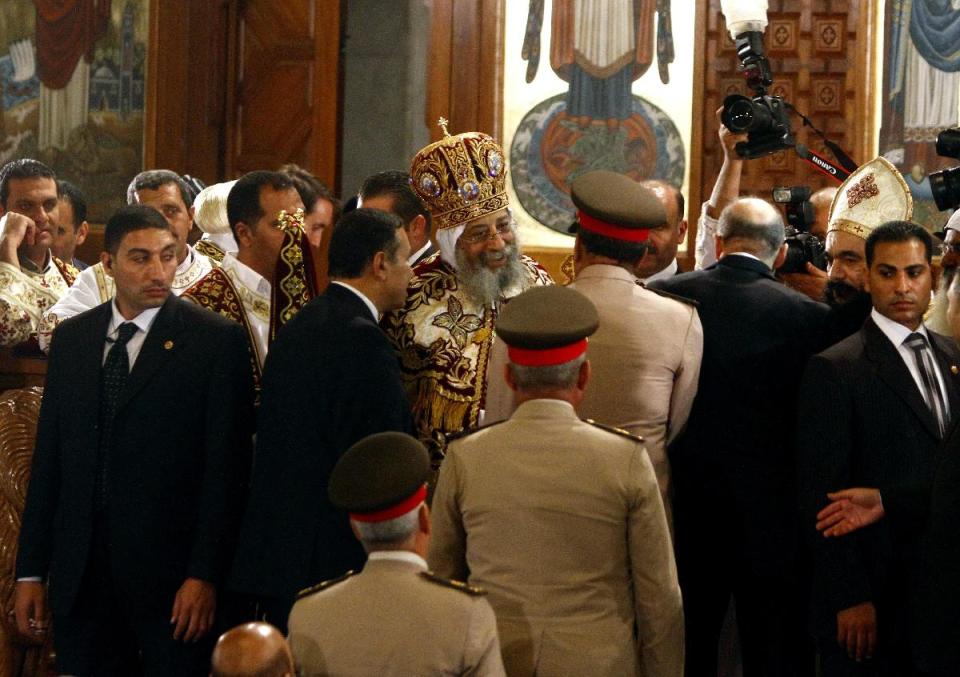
[827,157,913,240]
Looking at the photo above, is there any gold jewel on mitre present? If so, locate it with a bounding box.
[409,118,508,231]
[277,208,306,236]
[827,157,913,240]
[194,180,237,236]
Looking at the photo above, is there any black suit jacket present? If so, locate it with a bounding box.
[910,417,960,674]
[650,255,837,572]
[228,283,413,606]
[16,296,255,617]
[797,317,960,635]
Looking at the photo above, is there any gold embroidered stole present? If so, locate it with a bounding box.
[181,268,263,394]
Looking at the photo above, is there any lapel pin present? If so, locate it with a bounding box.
[952,365,959,375]
[164,340,174,350]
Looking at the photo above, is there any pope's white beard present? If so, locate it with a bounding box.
[455,241,524,307]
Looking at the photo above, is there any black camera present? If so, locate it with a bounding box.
[772,186,826,275]
[720,32,795,159]
[929,128,960,211]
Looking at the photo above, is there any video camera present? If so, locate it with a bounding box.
[772,185,826,275]
[929,129,960,212]
[720,28,795,159]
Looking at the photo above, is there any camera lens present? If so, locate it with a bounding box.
[721,94,773,134]
[936,129,960,160]
[930,166,960,212]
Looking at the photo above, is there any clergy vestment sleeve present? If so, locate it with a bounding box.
[38,264,111,352]
[0,261,65,347]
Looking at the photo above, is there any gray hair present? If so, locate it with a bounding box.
[718,197,785,264]
[508,354,585,391]
[126,170,193,207]
[351,505,420,547]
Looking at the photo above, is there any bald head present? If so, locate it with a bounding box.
[637,179,687,278]
[810,186,837,240]
[211,623,294,677]
[717,198,785,265]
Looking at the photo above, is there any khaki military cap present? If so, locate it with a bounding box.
[329,432,430,522]
[497,286,599,366]
[568,170,666,240]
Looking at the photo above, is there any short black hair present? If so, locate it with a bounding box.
[227,170,295,238]
[279,163,342,225]
[865,220,933,267]
[126,169,193,208]
[57,180,88,230]
[104,205,174,255]
[328,208,404,278]
[578,228,649,265]
[0,159,57,208]
[359,170,432,231]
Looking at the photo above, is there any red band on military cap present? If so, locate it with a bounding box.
[508,339,588,367]
[577,210,650,242]
[349,485,427,523]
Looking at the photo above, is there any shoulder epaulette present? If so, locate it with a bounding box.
[638,282,699,308]
[442,419,509,445]
[296,570,356,599]
[582,419,645,443]
[420,571,487,596]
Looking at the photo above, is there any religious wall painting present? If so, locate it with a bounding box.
[879,0,960,230]
[508,0,686,235]
[0,0,148,223]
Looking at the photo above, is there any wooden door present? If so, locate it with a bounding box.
[225,0,343,191]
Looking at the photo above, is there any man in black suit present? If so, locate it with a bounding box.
[14,205,255,675]
[635,178,687,282]
[358,171,436,266]
[815,256,960,677]
[229,208,414,630]
[800,221,960,676]
[650,197,835,676]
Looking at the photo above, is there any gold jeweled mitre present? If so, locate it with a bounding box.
[827,156,913,240]
[409,119,508,231]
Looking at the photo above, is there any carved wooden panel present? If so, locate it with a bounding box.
[691,0,875,237]
[225,0,342,191]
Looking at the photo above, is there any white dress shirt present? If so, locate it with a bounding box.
[871,308,950,418]
[367,550,428,570]
[103,301,161,367]
[408,241,433,266]
[220,253,271,368]
[641,258,679,284]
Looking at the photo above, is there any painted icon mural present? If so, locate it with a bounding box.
[0,0,148,222]
[503,0,689,242]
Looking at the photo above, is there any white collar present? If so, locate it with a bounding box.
[641,258,678,284]
[367,551,428,569]
[408,240,433,265]
[330,281,379,321]
[176,246,195,275]
[108,300,162,336]
[222,253,271,296]
[722,251,764,264]
[871,307,930,346]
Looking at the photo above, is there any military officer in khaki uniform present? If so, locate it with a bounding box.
[429,285,684,677]
[568,171,703,522]
[287,432,505,677]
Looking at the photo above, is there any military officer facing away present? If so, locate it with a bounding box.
[287,432,505,677]
[429,285,684,677]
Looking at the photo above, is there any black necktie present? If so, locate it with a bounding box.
[96,322,138,511]
[904,332,948,436]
